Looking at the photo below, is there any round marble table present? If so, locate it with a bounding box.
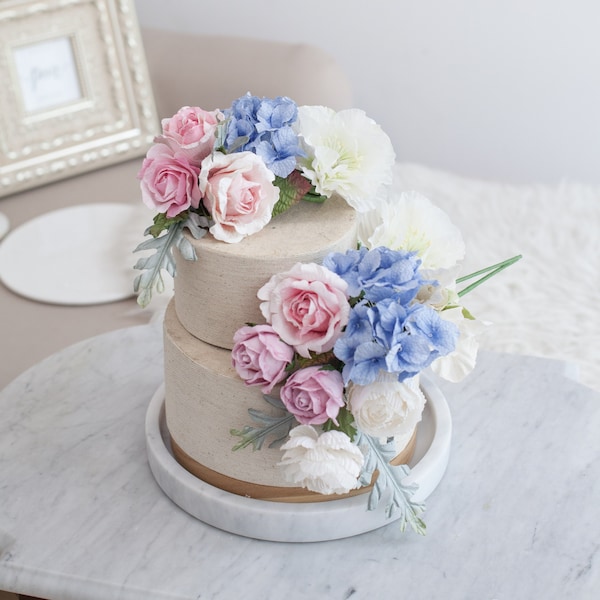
[0,323,598,600]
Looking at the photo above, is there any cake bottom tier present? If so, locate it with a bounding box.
[164,301,416,502]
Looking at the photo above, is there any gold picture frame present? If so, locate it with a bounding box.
[0,0,159,198]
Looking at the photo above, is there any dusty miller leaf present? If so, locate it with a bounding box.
[133,217,209,308]
[357,432,427,535]
[231,395,295,451]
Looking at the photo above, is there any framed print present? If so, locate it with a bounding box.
[0,0,159,198]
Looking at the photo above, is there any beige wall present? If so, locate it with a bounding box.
[135,0,600,185]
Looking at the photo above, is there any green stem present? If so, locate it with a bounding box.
[457,254,522,298]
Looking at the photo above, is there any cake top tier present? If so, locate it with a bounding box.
[174,195,357,349]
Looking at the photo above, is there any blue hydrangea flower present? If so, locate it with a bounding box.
[255,97,298,133]
[254,127,302,178]
[222,94,304,178]
[334,298,459,385]
[324,246,427,306]
[224,94,263,150]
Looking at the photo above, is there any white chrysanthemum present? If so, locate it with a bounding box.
[430,306,489,382]
[294,105,395,212]
[279,425,364,495]
[347,373,425,443]
[357,190,466,270]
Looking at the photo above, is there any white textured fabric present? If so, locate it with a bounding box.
[393,163,600,392]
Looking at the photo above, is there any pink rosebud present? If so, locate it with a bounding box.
[157,106,222,165]
[280,366,345,425]
[137,144,201,218]
[199,151,280,243]
[258,262,349,358]
[231,324,294,394]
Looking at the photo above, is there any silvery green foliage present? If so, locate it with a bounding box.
[358,432,426,535]
[231,394,295,451]
[133,214,210,308]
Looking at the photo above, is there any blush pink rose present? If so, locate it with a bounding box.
[137,143,202,218]
[157,106,222,165]
[280,366,345,425]
[231,325,294,394]
[199,151,280,243]
[258,262,349,358]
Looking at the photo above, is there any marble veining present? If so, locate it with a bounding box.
[0,323,599,600]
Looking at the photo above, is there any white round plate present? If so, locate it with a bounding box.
[0,203,149,305]
[0,212,9,240]
[145,376,452,542]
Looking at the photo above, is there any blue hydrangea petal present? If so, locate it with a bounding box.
[348,342,388,386]
[255,97,298,132]
[406,305,460,355]
[385,335,432,374]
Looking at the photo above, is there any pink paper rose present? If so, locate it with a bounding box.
[138,143,202,218]
[157,106,222,165]
[258,262,349,358]
[199,151,280,243]
[231,324,294,394]
[280,366,345,425]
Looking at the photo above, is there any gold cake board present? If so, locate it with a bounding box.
[170,430,418,503]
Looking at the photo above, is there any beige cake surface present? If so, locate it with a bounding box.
[173,194,358,350]
[164,198,417,501]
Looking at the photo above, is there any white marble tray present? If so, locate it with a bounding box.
[145,376,452,542]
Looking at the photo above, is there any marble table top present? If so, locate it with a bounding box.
[0,322,598,600]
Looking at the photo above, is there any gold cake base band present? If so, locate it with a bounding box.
[170,429,418,503]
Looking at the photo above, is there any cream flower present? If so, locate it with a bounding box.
[294,106,395,212]
[430,306,489,382]
[347,372,425,442]
[357,190,465,270]
[279,425,364,495]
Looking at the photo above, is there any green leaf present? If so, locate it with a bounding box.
[272,170,315,216]
[357,432,427,535]
[302,189,327,204]
[290,350,341,372]
[147,211,188,238]
[462,306,476,320]
[322,406,357,440]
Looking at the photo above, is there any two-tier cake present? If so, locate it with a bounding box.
[136,94,497,536]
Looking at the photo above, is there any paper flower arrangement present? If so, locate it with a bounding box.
[134,94,395,306]
[135,93,520,534]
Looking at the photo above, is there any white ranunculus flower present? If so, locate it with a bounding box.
[430,306,489,382]
[348,373,425,443]
[294,105,395,212]
[357,190,466,270]
[279,425,364,495]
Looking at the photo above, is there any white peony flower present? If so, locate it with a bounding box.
[430,306,489,382]
[357,190,466,270]
[347,372,425,443]
[279,425,364,495]
[294,105,395,212]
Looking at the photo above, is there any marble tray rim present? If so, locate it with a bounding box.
[145,375,452,542]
